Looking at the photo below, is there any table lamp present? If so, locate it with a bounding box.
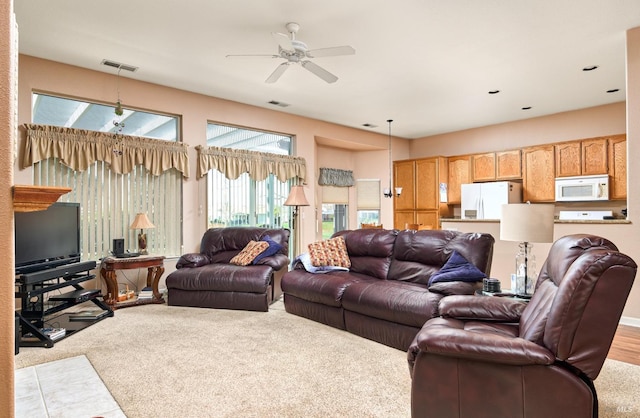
[500,203,554,295]
[130,212,155,255]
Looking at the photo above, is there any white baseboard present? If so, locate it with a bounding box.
[619,316,640,328]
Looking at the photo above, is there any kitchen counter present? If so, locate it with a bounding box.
[440,218,630,224]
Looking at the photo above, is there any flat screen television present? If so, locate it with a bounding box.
[15,202,81,275]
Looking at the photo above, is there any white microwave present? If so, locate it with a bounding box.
[555,175,609,201]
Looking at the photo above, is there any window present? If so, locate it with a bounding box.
[206,123,292,230]
[30,93,182,260]
[321,186,349,239]
[357,180,381,226]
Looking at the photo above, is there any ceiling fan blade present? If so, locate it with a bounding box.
[226,54,280,58]
[301,60,338,83]
[265,62,289,83]
[307,45,356,58]
[271,32,294,51]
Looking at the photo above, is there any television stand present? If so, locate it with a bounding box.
[15,260,114,348]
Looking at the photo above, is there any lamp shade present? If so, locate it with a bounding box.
[130,212,155,229]
[500,203,554,243]
[284,185,310,207]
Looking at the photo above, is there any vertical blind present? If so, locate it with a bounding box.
[34,159,182,260]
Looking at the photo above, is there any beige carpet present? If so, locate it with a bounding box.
[14,300,640,418]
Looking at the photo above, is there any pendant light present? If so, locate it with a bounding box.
[383,119,402,198]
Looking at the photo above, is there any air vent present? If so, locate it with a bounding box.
[268,100,290,108]
[101,59,138,72]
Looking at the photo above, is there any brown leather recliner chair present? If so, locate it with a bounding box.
[407,234,637,418]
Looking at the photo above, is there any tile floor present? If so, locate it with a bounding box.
[14,355,125,418]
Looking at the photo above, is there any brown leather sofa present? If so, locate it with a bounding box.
[166,227,290,312]
[408,234,637,418]
[281,228,495,350]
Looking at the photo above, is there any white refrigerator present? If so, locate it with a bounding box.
[461,181,522,219]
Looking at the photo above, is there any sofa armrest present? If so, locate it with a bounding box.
[176,253,211,269]
[254,253,289,271]
[409,319,555,369]
[439,294,528,322]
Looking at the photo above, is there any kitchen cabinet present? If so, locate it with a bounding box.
[447,155,471,204]
[415,158,439,209]
[393,157,449,229]
[555,137,608,177]
[496,150,522,179]
[582,137,608,175]
[608,134,627,200]
[472,153,496,182]
[393,160,415,211]
[522,145,555,202]
[555,141,581,177]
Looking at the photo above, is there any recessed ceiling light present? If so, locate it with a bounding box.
[606,88,620,93]
[521,106,532,110]
[582,65,599,71]
[488,90,500,94]
[362,123,378,128]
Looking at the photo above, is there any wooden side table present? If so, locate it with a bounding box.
[100,255,165,309]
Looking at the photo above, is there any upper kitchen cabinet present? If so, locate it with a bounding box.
[581,137,608,175]
[608,134,627,200]
[472,152,496,182]
[523,145,555,202]
[496,149,522,180]
[415,158,440,210]
[555,137,608,177]
[393,157,448,229]
[555,141,582,177]
[447,155,471,204]
[393,160,416,211]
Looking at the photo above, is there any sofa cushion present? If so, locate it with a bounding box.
[281,270,375,307]
[428,250,487,285]
[341,280,443,328]
[230,240,269,266]
[388,230,495,285]
[167,263,273,293]
[332,228,397,279]
[308,236,351,268]
[252,235,283,264]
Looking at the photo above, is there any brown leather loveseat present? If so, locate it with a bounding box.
[166,227,290,312]
[281,228,495,350]
[408,234,637,418]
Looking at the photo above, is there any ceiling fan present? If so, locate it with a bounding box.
[226,22,355,84]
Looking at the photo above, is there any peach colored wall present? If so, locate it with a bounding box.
[410,102,626,158]
[1,1,16,414]
[16,55,393,255]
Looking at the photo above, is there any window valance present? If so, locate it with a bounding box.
[318,167,354,187]
[23,124,190,178]
[196,145,307,182]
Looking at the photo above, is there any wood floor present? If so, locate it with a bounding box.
[608,324,640,366]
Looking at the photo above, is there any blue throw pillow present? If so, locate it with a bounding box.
[428,251,486,285]
[252,235,283,264]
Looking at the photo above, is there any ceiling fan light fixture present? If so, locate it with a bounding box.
[228,22,354,84]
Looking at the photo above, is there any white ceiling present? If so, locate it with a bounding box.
[14,0,640,139]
